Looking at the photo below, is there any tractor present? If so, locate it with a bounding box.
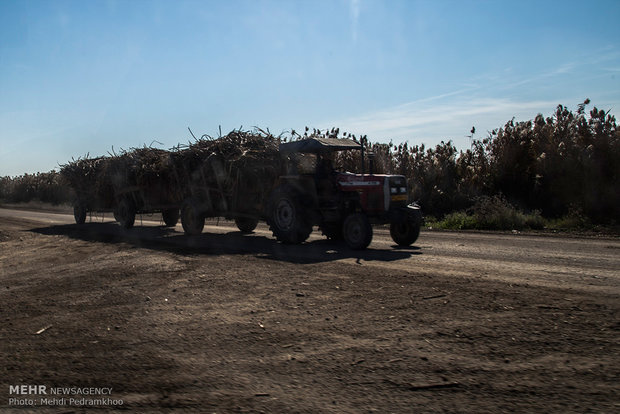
[265,137,422,249]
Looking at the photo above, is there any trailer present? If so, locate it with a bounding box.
[65,150,182,228]
[62,132,280,231]
[174,140,281,235]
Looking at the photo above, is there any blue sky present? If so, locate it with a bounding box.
[1,0,619,176]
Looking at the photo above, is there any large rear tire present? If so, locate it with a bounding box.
[162,208,180,227]
[114,198,135,229]
[390,209,422,246]
[181,200,204,235]
[267,187,312,244]
[235,217,259,233]
[343,213,372,250]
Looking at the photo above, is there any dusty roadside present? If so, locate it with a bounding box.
[0,211,618,412]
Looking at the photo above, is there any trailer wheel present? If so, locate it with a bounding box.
[181,200,204,235]
[267,187,312,244]
[235,217,258,233]
[73,203,87,225]
[162,208,180,227]
[343,213,373,250]
[320,221,344,241]
[390,209,422,246]
[115,198,135,229]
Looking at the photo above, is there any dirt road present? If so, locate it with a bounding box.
[1,208,618,412]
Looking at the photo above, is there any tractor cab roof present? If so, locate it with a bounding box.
[279,137,361,154]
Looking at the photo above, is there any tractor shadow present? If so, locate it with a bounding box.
[30,222,420,264]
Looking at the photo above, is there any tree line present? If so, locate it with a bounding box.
[336,99,618,225]
[1,100,618,226]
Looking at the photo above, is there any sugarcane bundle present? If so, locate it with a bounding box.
[60,128,285,210]
[60,156,110,205]
[171,129,282,194]
[105,147,183,203]
[60,147,184,208]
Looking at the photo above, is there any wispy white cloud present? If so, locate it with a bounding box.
[319,46,620,148]
[400,87,479,105]
[588,47,620,65]
[321,96,559,147]
[497,63,577,91]
[499,46,620,91]
[550,62,577,75]
[349,0,360,42]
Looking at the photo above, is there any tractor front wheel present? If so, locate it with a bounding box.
[390,209,422,246]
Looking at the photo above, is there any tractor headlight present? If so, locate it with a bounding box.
[390,187,398,194]
[399,187,407,193]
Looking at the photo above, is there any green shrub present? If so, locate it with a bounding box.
[469,195,525,230]
[549,208,592,230]
[431,197,548,231]
[524,210,545,230]
[437,212,478,230]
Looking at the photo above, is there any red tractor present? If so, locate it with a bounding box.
[265,137,422,249]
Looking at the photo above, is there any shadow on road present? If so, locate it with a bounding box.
[30,222,419,264]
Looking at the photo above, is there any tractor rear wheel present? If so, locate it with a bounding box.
[390,209,422,246]
[181,200,204,235]
[267,187,312,244]
[235,217,259,233]
[162,208,180,227]
[343,213,372,250]
[114,198,135,229]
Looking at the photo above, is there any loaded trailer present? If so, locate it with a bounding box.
[176,144,282,235]
[76,183,181,229]
[64,150,182,229]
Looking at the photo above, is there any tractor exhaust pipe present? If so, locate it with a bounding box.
[360,135,367,174]
[360,139,365,174]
